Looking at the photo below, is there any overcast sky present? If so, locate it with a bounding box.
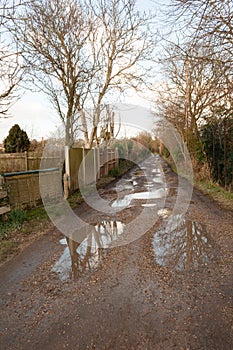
[0,0,170,143]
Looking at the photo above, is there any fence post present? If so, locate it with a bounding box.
[93,148,98,182]
[96,148,100,180]
[93,148,96,182]
[115,148,119,167]
[65,146,70,190]
[82,147,86,185]
[63,173,69,199]
[25,151,28,171]
[105,148,108,176]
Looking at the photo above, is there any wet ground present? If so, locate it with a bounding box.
[0,155,232,349]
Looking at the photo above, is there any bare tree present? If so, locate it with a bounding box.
[12,0,157,147]
[169,0,233,91]
[152,1,233,189]
[171,0,233,44]
[155,43,228,150]
[0,0,24,116]
[12,0,92,145]
[161,1,233,157]
[78,0,156,148]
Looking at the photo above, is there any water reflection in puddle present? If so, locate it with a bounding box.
[111,187,176,208]
[153,215,213,271]
[111,188,168,208]
[144,183,154,188]
[115,178,134,192]
[142,203,157,208]
[52,220,125,280]
[152,177,165,185]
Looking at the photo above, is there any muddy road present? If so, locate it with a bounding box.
[0,155,232,350]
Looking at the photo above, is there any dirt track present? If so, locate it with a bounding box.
[0,156,232,350]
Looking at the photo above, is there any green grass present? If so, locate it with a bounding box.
[0,207,49,240]
[163,155,233,207]
[0,206,51,263]
[0,209,27,239]
[24,207,49,221]
[108,167,120,177]
[67,190,83,207]
[8,208,27,226]
[196,179,233,209]
[117,159,135,175]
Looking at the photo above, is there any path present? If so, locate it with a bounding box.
[0,156,232,350]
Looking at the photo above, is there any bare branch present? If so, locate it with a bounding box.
[11,0,157,146]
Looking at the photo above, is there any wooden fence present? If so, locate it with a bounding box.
[1,147,119,210]
[68,147,118,192]
[2,168,61,209]
[99,148,118,177]
[0,152,61,174]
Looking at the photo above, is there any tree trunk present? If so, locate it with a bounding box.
[223,118,227,188]
[80,110,89,147]
[65,116,73,147]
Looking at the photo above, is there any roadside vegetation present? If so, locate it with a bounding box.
[195,180,233,211]
[164,152,233,211]
[155,0,233,195]
[0,207,49,263]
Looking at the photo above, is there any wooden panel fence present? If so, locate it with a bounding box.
[99,148,119,177]
[68,147,118,192]
[69,148,83,193]
[1,147,119,210]
[0,152,62,174]
[2,168,62,209]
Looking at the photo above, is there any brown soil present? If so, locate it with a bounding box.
[0,157,232,350]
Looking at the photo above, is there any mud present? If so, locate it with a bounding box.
[0,155,232,350]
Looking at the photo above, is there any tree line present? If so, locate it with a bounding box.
[155,0,233,190]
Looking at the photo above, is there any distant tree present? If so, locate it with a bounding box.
[134,131,157,153]
[29,138,45,152]
[4,124,30,153]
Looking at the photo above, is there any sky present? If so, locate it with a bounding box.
[0,0,171,143]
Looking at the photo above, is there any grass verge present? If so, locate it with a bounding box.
[163,155,233,210]
[0,207,50,265]
[195,180,233,211]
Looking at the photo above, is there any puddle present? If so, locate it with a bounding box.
[111,196,132,208]
[111,188,168,208]
[152,177,164,184]
[52,220,125,280]
[142,203,157,208]
[152,169,162,174]
[144,182,155,188]
[133,189,167,200]
[152,215,214,271]
[115,178,134,192]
